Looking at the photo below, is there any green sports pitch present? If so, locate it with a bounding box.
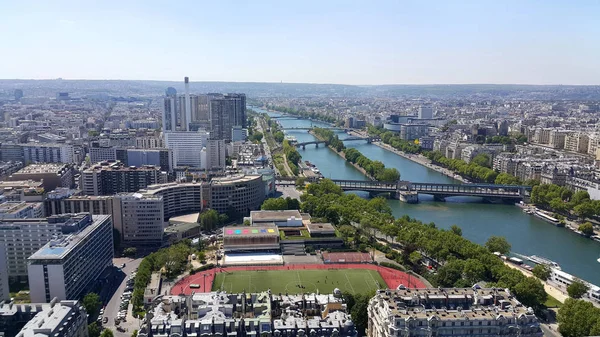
[212,268,385,294]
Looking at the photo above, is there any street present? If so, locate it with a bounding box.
[275,184,302,200]
[102,257,143,337]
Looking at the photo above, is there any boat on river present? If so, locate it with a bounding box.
[528,255,561,270]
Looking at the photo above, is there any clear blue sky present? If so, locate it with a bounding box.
[1,0,599,85]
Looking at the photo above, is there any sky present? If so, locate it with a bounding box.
[1,0,599,85]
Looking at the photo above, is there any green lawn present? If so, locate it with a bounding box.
[544,295,563,308]
[212,269,385,294]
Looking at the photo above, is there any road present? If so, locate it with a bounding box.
[276,185,302,200]
[103,257,143,337]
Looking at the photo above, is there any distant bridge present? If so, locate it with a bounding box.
[275,177,531,203]
[270,116,303,119]
[295,137,378,149]
[281,127,338,130]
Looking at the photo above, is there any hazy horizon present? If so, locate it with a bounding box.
[2,0,599,85]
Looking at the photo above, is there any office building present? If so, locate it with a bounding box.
[0,243,8,301]
[162,94,178,132]
[209,175,265,214]
[139,182,208,220]
[7,163,75,191]
[22,144,74,164]
[89,144,117,163]
[28,214,113,303]
[14,89,24,101]
[136,136,164,149]
[125,148,173,172]
[368,288,542,337]
[206,139,226,170]
[112,193,165,246]
[0,201,44,219]
[418,106,434,119]
[82,161,166,195]
[225,93,247,128]
[231,126,248,142]
[209,97,236,142]
[164,131,209,168]
[0,299,88,337]
[1,144,24,162]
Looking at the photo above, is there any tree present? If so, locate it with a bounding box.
[409,251,422,266]
[558,298,600,337]
[88,323,101,337]
[295,177,306,189]
[198,209,221,230]
[261,198,289,210]
[567,279,589,299]
[131,330,139,337]
[124,247,137,257]
[100,329,114,337]
[578,222,594,236]
[484,236,511,254]
[471,153,491,168]
[532,264,551,281]
[463,259,486,284]
[450,225,462,236]
[243,219,251,226]
[512,277,547,311]
[83,293,101,321]
[574,202,595,220]
[349,292,375,336]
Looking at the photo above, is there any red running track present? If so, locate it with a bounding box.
[171,264,426,295]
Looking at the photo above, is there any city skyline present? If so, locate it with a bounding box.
[1,0,599,85]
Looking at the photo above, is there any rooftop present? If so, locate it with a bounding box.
[28,214,111,261]
[223,226,278,237]
[250,210,302,222]
[15,163,70,174]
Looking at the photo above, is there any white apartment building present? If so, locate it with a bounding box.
[368,288,542,337]
[112,193,165,246]
[164,131,209,168]
[22,144,74,164]
[0,243,9,301]
[28,214,113,303]
[0,217,66,280]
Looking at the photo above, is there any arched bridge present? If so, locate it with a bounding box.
[281,127,338,130]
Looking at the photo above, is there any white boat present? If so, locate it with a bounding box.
[528,255,561,270]
[597,257,600,263]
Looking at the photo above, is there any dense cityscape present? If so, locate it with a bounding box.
[0,78,598,337]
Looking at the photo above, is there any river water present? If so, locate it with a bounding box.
[256,108,600,285]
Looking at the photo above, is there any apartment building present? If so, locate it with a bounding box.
[209,175,266,214]
[0,243,8,301]
[368,288,541,337]
[82,161,166,195]
[0,299,88,337]
[0,201,44,219]
[28,214,113,303]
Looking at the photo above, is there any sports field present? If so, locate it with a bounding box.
[212,268,385,294]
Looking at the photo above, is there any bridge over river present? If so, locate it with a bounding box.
[276,178,531,203]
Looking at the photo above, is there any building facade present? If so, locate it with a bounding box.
[0,216,66,281]
[112,193,165,246]
[0,243,9,301]
[22,144,74,164]
[368,288,542,337]
[7,163,75,191]
[209,175,266,214]
[82,161,165,195]
[164,131,210,168]
[0,299,88,337]
[206,139,226,170]
[28,214,113,303]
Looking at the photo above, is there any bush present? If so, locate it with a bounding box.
[379,262,406,271]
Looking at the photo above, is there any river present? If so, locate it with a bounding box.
[255,107,600,285]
